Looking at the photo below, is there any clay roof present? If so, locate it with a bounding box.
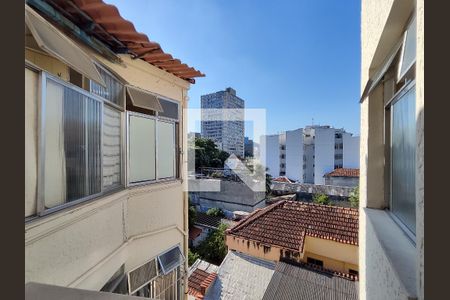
[47,0,204,83]
[188,268,217,300]
[324,168,360,178]
[227,201,359,252]
[189,227,203,241]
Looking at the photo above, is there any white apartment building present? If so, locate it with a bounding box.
[261,125,360,185]
[25,1,203,299]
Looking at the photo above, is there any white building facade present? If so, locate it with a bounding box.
[261,125,360,185]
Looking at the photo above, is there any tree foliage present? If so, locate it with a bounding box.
[188,249,200,267]
[195,223,228,265]
[313,193,330,205]
[349,185,359,208]
[206,207,225,218]
[193,137,230,170]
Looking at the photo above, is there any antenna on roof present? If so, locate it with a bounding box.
[312,118,314,126]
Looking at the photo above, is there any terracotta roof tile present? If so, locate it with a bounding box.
[189,227,202,241]
[227,201,359,252]
[324,168,360,178]
[53,0,204,83]
[272,176,293,183]
[188,268,217,300]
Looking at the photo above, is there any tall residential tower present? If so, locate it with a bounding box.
[201,88,245,157]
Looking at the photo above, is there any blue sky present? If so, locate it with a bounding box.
[107,0,361,136]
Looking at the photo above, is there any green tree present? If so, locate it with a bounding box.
[188,249,200,266]
[192,137,230,171]
[349,185,359,208]
[313,193,330,205]
[206,207,225,218]
[196,223,228,265]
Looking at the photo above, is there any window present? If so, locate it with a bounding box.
[128,101,179,185]
[398,16,416,81]
[307,257,323,267]
[90,65,124,107]
[131,246,184,299]
[390,82,416,234]
[101,265,128,295]
[33,70,124,217]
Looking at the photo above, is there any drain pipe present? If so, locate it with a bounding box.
[181,88,190,300]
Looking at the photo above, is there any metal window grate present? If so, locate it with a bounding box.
[128,258,158,294]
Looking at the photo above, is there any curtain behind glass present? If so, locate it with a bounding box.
[45,78,102,209]
[44,80,66,208]
[103,106,121,189]
[129,116,156,183]
[391,86,416,233]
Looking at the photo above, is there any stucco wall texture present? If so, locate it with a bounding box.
[360,0,423,299]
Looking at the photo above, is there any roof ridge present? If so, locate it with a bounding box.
[227,200,287,233]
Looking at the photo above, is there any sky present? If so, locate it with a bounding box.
[107,0,361,137]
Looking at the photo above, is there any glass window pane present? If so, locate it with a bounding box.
[44,78,102,209]
[159,99,179,120]
[129,116,156,183]
[391,86,416,233]
[157,246,183,275]
[91,67,124,106]
[399,17,416,79]
[157,121,175,179]
[103,106,121,189]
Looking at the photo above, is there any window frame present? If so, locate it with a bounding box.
[126,110,179,187]
[397,14,417,83]
[90,62,126,111]
[34,70,126,219]
[385,79,417,243]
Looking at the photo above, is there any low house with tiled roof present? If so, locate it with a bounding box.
[226,200,359,275]
[188,259,218,300]
[324,168,360,187]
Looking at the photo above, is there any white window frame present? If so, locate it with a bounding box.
[126,111,178,187]
[397,14,417,83]
[32,69,125,219]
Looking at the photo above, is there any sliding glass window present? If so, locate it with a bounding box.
[38,73,123,214]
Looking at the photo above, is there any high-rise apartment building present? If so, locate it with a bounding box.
[201,88,245,157]
[261,125,360,184]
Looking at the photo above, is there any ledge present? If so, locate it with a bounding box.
[364,208,417,299]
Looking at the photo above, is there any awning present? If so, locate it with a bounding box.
[126,85,163,112]
[25,5,106,87]
[360,39,403,103]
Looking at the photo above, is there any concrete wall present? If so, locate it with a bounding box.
[189,179,266,213]
[285,129,304,182]
[260,134,280,178]
[360,1,422,299]
[325,176,359,187]
[343,135,360,169]
[314,128,335,184]
[25,39,190,294]
[271,181,355,197]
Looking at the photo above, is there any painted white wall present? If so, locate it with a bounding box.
[260,134,280,178]
[285,129,304,182]
[343,134,360,168]
[314,128,335,185]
